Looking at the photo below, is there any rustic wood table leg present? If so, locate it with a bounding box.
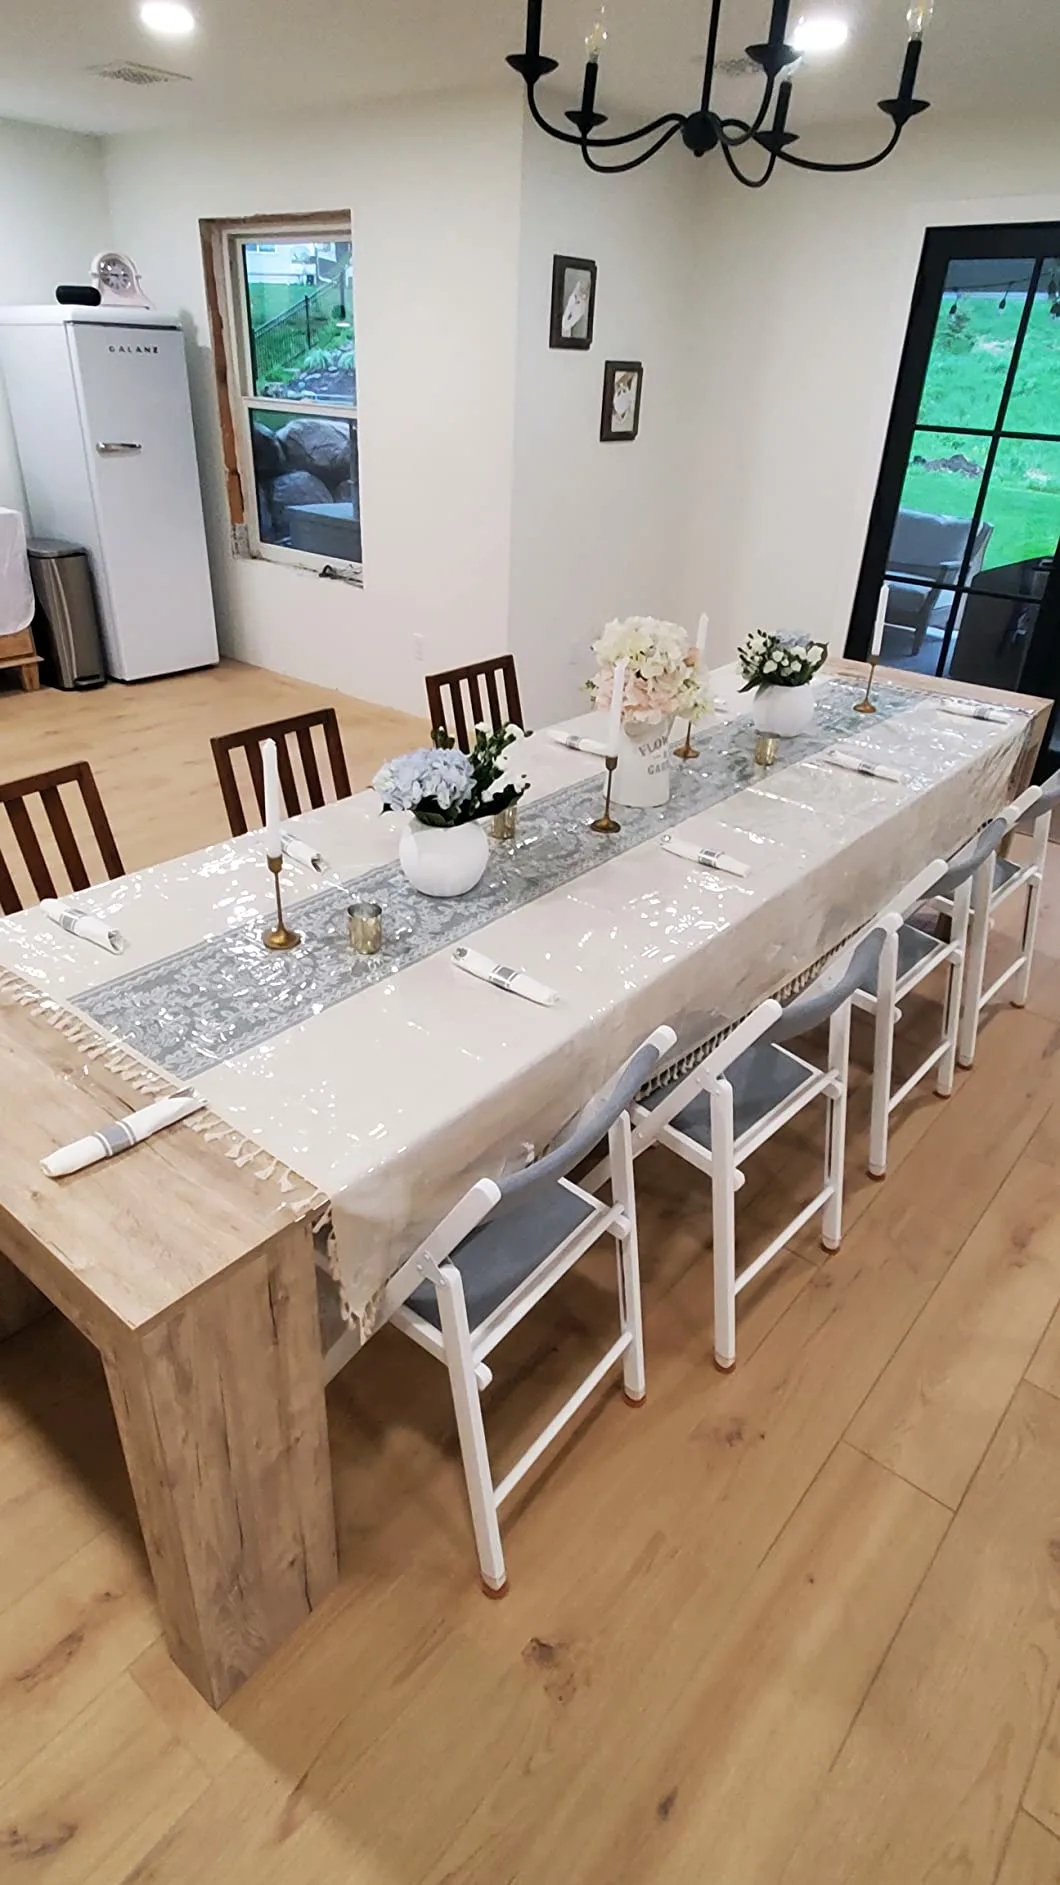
[102,1218,338,1708]
[0,1251,51,1340]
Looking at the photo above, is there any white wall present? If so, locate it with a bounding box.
[683,117,1060,665]
[0,118,110,512]
[103,92,524,714]
[507,129,700,724]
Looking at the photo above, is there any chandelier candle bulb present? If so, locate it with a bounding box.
[525,0,543,60]
[906,0,934,38]
[262,738,282,860]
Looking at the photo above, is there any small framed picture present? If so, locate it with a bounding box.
[600,360,643,442]
[550,254,597,350]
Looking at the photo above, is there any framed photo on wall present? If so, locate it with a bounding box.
[600,360,643,442]
[550,255,597,350]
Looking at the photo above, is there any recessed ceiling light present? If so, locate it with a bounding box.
[790,14,849,53]
[138,1,196,37]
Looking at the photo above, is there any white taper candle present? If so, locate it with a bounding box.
[871,584,889,661]
[262,738,282,859]
[696,613,709,659]
[607,658,628,757]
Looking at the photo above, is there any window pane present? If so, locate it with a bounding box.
[970,436,1060,596]
[1002,260,1060,435]
[242,240,355,406]
[917,258,1033,432]
[251,410,361,562]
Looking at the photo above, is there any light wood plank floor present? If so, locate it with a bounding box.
[2,665,1060,1884]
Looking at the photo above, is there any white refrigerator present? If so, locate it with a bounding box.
[0,307,218,681]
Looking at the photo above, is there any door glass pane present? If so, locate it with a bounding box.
[242,240,355,405]
[890,429,987,568]
[972,437,1060,595]
[944,592,1039,690]
[1002,260,1060,434]
[250,409,361,562]
[917,258,1034,432]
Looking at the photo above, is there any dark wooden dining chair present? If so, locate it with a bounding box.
[211,707,353,838]
[425,655,524,751]
[0,761,125,915]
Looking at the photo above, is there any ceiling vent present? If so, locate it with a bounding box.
[715,55,761,78]
[89,60,190,85]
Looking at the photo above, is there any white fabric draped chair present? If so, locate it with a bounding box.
[326,1025,674,1596]
[956,768,1060,1068]
[623,918,898,1372]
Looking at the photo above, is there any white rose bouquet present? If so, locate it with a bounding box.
[588,616,712,731]
[738,630,828,691]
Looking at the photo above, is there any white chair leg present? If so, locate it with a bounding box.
[434,1265,507,1596]
[937,878,971,1096]
[957,854,993,1068]
[709,1078,738,1371]
[609,1113,646,1405]
[1013,816,1049,1008]
[821,1000,850,1251]
[869,929,899,1179]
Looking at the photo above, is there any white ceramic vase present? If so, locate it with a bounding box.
[398,817,489,897]
[613,717,674,808]
[752,683,815,738]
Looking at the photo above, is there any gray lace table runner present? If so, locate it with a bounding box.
[74,677,929,1079]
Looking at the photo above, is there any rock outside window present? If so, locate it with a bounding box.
[215,218,361,575]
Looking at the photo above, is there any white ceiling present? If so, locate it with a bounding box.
[0,0,1055,140]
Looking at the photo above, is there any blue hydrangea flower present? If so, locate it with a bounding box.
[373,746,475,815]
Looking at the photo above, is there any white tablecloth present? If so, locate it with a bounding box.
[0,673,1033,1337]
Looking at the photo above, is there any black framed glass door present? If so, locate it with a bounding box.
[848,223,1060,772]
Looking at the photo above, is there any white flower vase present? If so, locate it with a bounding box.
[752,683,816,738]
[613,717,674,808]
[399,818,489,897]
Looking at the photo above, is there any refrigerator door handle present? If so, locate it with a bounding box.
[95,440,143,454]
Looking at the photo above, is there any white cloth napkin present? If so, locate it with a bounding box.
[452,945,559,1006]
[281,833,332,876]
[546,729,609,757]
[659,833,750,877]
[40,898,127,954]
[824,750,904,783]
[41,1091,205,1179]
[939,699,1011,725]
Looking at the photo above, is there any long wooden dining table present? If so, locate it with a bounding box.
[0,659,1050,1706]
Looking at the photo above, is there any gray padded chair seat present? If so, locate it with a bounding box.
[644,1039,813,1149]
[857,922,939,992]
[994,854,1021,891]
[406,1182,601,1332]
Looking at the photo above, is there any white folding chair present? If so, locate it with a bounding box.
[627,920,898,1371]
[956,770,1060,1068]
[854,832,1010,1179]
[329,1027,675,1596]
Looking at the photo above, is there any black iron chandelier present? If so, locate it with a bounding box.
[507,0,933,182]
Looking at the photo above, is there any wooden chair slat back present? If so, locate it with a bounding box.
[210,708,352,839]
[425,656,523,752]
[0,762,124,915]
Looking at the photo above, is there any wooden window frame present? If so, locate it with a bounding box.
[200,210,361,581]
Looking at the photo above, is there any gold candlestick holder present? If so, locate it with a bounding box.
[674,719,699,761]
[590,755,621,833]
[263,854,302,950]
[854,656,880,715]
[754,733,778,768]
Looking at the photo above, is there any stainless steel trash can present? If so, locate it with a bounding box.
[27,538,106,689]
